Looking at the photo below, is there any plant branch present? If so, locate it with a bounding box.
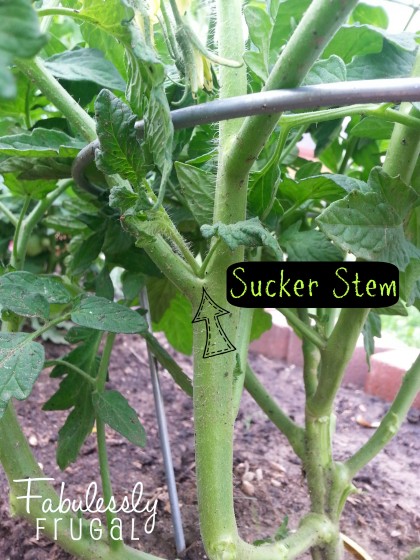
[16,58,96,143]
[12,196,31,269]
[298,309,321,398]
[37,7,99,26]
[94,333,122,549]
[278,308,326,350]
[0,201,17,226]
[346,353,420,477]
[307,308,370,418]
[279,103,420,131]
[44,360,96,386]
[245,363,305,459]
[14,180,71,269]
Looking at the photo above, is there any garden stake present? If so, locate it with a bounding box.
[131,289,186,556]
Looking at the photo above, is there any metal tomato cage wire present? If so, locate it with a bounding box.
[71,78,420,556]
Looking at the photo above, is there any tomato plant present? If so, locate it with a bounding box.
[0,1,419,559]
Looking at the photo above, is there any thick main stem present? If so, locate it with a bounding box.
[192,2,247,556]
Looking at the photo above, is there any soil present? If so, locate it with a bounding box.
[0,334,419,560]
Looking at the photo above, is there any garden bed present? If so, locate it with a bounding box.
[0,334,418,560]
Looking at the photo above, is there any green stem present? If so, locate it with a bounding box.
[338,136,358,175]
[0,201,18,226]
[142,236,201,300]
[96,332,116,392]
[346,354,420,477]
[37,7,99,26]
[167,220,200,275]
[298,309,321,398]
[44,360,96,386]
[404,548,420,560]
[94,333,122,549]
[383,50,420,183]
[307,308,369,418]
[278,308,326,350]
[27,313,71,342]
[12,196,31,269]
[14,180,71,270]
[245,363,305,459]
[279,103,420,132]
[231,307,254,419]
[191,1,247,557]
[199,238,222,277]
[16,58,96,143]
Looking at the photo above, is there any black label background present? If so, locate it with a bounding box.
[226,262,399,308]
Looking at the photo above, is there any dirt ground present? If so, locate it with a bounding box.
[0,334,419,560]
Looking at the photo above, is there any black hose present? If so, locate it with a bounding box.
[71,78,420,193]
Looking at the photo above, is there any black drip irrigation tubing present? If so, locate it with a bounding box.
[72,78,420,194]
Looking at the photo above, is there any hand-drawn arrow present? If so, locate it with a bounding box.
[192,288,236,359]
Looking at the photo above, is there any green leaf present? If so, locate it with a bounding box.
[0,276,49,319]
[316,190,420,270]
[0,0,47,99]
[280,224,344,262]
[362,311,381,368]
[350,118,394,140]
[80,21,127,81]
[323,24,384,63]
[250,309,272,342]
[93,390,146,447]
[400,259,420,307]
[0,155,72,181]
[95,90,150,209]
[153,292,193,355]
[0,271,71,305]
[279,174,358,206]
[144,87,174,184]
[69,230,105,276]
[374,300,408,317]
[244,4,272,81]
[146,277,177,323]
[303,56,347,85]
[347,41,417,81]
[270,0,311,58]
[248,165,281,219]
[175,162,215,226]
[201,218,283,260]
[45,48,126,91]
[143,332,193,396]
[43,371,86,411]
[1,174,57,199]
[243,51,268,82]
[0,129,84,158]
[95,267,115,300]
[0,333,45,417]
[72,295,148,334]
[350,3,389,29]
[366,168,419,221]
[57,389,95,470]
